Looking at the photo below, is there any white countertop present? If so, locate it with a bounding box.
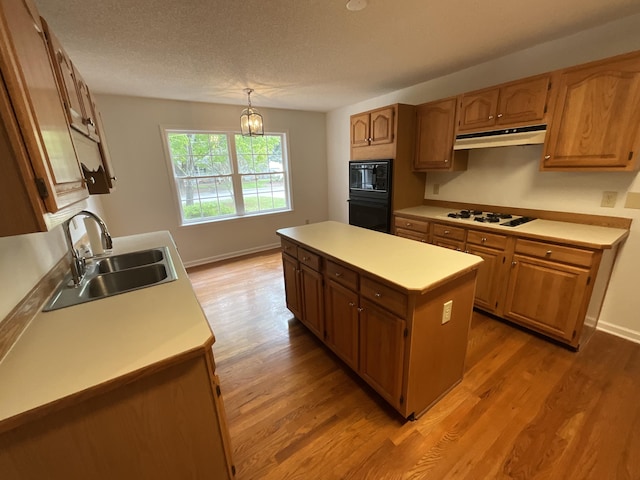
[0,231,213,429]
[277,221,483,293]
[395,205,629,249]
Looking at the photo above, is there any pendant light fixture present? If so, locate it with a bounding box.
[240,88,264,136]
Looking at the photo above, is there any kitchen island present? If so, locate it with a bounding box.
[277,221,483,420]
[0,231,234,479]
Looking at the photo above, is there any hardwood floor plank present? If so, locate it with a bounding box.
[187,250,640,479]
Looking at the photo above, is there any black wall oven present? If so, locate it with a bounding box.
[348,160,392,233]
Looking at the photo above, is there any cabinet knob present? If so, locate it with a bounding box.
[88,177,96,185]
[497,113,503,118]
[481,237,487,242]
[110,176,117,182]
[488,115,494,119]
[544,155,551,159]
[374,292,382,298]
[444,230,450,234]
[546,250,552,256]
[348,302,356,307]
[335,272,342,277]
[85,117,96,127]
[444,159,449,163]
[512,261,518,266]
[406,222,412,227]
[357,307,364,312]
[303,256,309,261]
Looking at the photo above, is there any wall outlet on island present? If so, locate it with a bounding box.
[442,300,453,324]
[601,191,617,208]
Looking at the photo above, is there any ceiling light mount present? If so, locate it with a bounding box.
[240,88,264,137]
[346,0,367,11]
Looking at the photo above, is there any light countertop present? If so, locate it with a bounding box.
[277,221,483,293]
[395,205,629,249]
[0,231,213,430]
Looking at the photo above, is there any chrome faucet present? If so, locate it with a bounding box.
[62,210,113,286]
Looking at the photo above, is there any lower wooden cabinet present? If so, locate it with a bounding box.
[394,215,430,242]
[432,223,466,251]
[280,236,478,419]
[465,229,509,313]
[0,349,235,479]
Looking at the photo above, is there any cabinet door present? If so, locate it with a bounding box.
[458,88,500,132]
[0,0,87,212]
[503,254,590,343]
[282,254,302,319]
[414,98,457,170]
[369,106,394,146]
[75,72,100,141]
[300,264,324,338]
[466,244,503,312]
[359,299,405,408]
[542,52,640,171]
[496,75,550,126]
[324,280,359,370]
[41,20,87,136]
[350,112,370,148]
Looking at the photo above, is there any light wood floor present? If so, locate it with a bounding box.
[187,250,640,480]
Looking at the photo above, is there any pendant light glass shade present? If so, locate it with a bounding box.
[240,88,264,136]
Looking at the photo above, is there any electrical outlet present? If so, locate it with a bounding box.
[624,192,640,209]
[442,300,453,324]
[433,184,440,195]
[601,191,617,208]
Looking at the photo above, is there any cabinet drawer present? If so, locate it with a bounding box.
[466,229,508,249]
[394,216,429,233]
[361,277,407,318]
[515,239,594,267]
[298,247,321,271]
[432,223,466,242]
[326,260,358,290]
[396,229,428,243]
[281,238,298,257]
[433,239,465,251]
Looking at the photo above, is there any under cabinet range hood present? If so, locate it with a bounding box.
[453,124,547,150]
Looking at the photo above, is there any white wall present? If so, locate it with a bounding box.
[96,95,328,266]
[326,13,640,341]
[0,196,104,322]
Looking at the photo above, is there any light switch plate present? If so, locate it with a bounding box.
[624,191,640,209]
[601,191,617,208]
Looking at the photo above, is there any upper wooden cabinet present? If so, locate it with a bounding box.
[0,0,88,236]
[541,51,640,171]
[42,19,116,192]
[350,106,394,150]
[458,75,552,132]
[414,97,468,171]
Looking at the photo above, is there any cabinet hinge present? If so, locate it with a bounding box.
[35,177,49,199]
[548,82,552,91]
[215,384,221,397]
[399,395,404,405]
[587,276,591,286]
[403,328,408,338]
[232,465,236,476]
[629,151,634,161]
[572,329,577,340]
[543,104,548,114]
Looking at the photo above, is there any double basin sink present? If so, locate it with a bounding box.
[44,247,177,311]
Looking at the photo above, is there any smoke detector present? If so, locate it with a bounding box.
[346,0,367,11]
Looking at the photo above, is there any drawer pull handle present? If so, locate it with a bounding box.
[546,250,552,256]
[335,272,342,277]
[406,222,412,227]
[374,292,382,298]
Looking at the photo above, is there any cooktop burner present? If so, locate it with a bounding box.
[443,210,535,227]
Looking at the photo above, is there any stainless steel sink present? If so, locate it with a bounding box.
[44,247,177,311]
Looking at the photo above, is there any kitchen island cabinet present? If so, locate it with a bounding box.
[0,231,235,479]
[277,221,483,420]
[393,204,630,349]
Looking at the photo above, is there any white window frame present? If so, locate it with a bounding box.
[161,127,293,226]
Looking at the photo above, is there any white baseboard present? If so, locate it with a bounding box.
[182,243,281,268]
[597,321,640,345]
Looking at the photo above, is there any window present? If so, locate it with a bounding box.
[163,130,291,225]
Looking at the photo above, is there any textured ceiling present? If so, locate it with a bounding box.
[34,0,640,112]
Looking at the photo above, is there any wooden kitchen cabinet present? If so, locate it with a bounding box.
[503,239,595,345]
[324,278,360,370]
[394,215,430,242]
[350,106,394,150]
[431,222,466,251]
[282,249,303,320]
[541,50,640,171]
[458,75,552,132]
[414,97,468,171]
[465,229,510,313]
[41,18,116,193]
[0,349,235,479]
[0,0,89,236]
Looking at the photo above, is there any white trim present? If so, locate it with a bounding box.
[182,243,281,268]
[597,321,640,345]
